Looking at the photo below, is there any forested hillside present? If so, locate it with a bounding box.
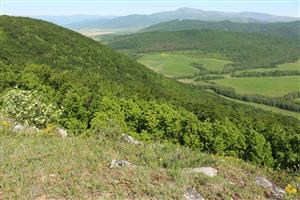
[0,16,299,170]
[109,30,300,69]
[143,19,300,39]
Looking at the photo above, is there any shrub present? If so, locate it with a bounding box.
[1,89,62,128]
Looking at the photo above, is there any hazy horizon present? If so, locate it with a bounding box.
[1,0,299,18]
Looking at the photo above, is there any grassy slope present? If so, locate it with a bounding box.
[209,76,300,97]
[1,129,299,199]
[137,53,232,77]
[143,19,300,39]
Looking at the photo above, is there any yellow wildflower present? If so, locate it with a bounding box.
[285,184,297,194]
[0,120,11,128]
[42,124,57,135]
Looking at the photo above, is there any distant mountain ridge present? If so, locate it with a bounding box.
[142,19,300,39]
[66,7,299,30]
[30,15,117,26]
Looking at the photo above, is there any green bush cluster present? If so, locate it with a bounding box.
[90,97,298,168]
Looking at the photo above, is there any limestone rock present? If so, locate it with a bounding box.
[121,134,140,145]
[109,160,134,168]
[13,124,25,132]
[57,128,67,139]
[185,167,217,177]
[255,176,285,199]
[184,187,205,200]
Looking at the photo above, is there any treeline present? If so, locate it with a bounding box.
[232,70,300,77]
[176,62,224,80]
[194,75,225,81]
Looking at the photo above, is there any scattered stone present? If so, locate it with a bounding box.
[256,177,273,188]
[12,124,39,133]
[57,128,67,139]
[35,196,47,200]
[272,187,286,199]
[49,174,57,178]
[13,124,26,132]
[121,134,140,145]
[109,159,134,168]
[255,176,285,199]
[239,180,246,188]
[185,167,217,177]
[184,187,205,200]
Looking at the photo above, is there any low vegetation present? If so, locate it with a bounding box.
[0,128,299,199]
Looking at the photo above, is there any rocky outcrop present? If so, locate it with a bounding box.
[255,176,285,199]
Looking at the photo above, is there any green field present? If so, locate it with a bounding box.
[137,53,232,77]
[210,76,300,97]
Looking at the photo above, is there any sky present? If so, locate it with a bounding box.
[1,0,299,17]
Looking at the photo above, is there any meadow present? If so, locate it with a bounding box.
[1,128,299,199]
[137,52,232,77]
[210,76,300,97]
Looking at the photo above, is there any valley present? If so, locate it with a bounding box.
[0,5,300,199]
[101,24,300,117]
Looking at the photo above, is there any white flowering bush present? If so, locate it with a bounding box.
[1,89,62,128]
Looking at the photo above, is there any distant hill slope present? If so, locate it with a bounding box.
[66,7,299,30]
[109,30,300,69]
[143,19,300,39]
